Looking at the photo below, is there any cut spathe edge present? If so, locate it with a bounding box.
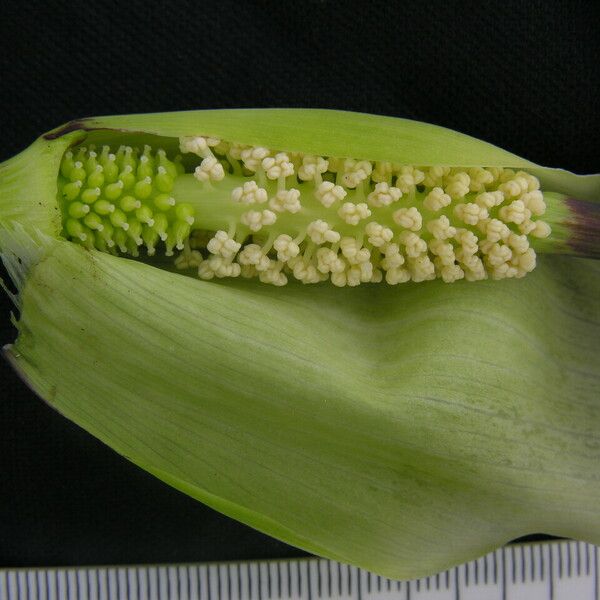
[40,109,600,200]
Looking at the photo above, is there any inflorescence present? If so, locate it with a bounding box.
[58,135,552,286]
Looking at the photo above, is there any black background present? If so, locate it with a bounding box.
[1,0,599,568]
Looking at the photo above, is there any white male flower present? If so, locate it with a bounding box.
[408,254,436,282]
[341,159,373,188]
[436,262,465,283]
[288,256,323,284]
[512,248,537,274]
[273,234,300,261]
[365,222,393,247]
[231,180,268,204]
[428,240,456,266]
[338,202,371,225]
[454,229,479,255]
[198,256,241,280]
[340,237,370,264]
[314,181,347,207]
[193,157,225,182]
[422,187,450,212]
[393,207,423,231]
[530,220,551,238]
[462,256,487,282]
[399,231,427,258]
[499,177,528,199]
[262,152,294,180]
[454,202,489,226]
[258,262,288,286]
[240,209,277,232]
[507,233,530,254]
[482,218,511,243]
[427,215,456,240]
[379,243,405,270]
[367,182,402,207]
[516,171,541,191]
[499,200,531,225]
[467,167,495,192]
[520,190,546,216]
[316,248,345,274]
[484,243,513,267]
[206,230,241,259]
[240,146,270,171]
[269,189,302,213]
[174,249,203,269]
[306,220,341,244]
[298,155,328,181]
[228,143,249,160]
[395,166,425,193]
[179,136,220,156]
[385,266,411,285]
[237,244,271,271]
[444,172,470,199]
[422,166,451,188]
[371,161,393,183]
[475,191,504,209]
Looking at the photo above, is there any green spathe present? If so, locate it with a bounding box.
[1,109,599,579]
[4,230,599,579]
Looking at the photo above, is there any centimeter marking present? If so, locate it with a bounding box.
[1,541,598,600]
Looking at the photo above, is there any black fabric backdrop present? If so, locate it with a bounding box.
[0,0,598,568]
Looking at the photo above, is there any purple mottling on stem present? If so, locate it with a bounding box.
[565,198,600,258]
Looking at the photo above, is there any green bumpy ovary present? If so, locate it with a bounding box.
[57,144,196,257]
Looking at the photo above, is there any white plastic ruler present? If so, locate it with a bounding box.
[1,540,598,600]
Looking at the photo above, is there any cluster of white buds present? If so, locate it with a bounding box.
[423,187,452,211]
[427,215,457,240]
[231,180,269,204]
[396,166,425,193]
[422,166,451,188]
[258,262,287,286]
[499,200,531,225]
[298,155,328,182]
[454,202,489,226]
[269,189,302,213]
[468,167,495,192]
[340,237,370,265]
[393,207,423,231]
[288,255,327,284]
[273,234,300,261]
[341,159,373,188]
[338,202,371,225]
[241,147,270,171]
[174,140,554,287]
[194,157,225,183]
[206,231,241,259]
[444,172,471,199]
[240,209,277,232]
[371,161,394,183]
[314,181,347,208]
[179,136,221,156]
[367,182,402,207]
[198,256,241,280]
[365,222,393,247]
[238,244,271,271]
[306,220,341,244]
[262,152,294,180]
[316,248,346,274]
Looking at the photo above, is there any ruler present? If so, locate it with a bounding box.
[1,540,598,600]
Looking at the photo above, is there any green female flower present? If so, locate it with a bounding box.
[0,109,598,579]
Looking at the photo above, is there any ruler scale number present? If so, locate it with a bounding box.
[1,541,598,600]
